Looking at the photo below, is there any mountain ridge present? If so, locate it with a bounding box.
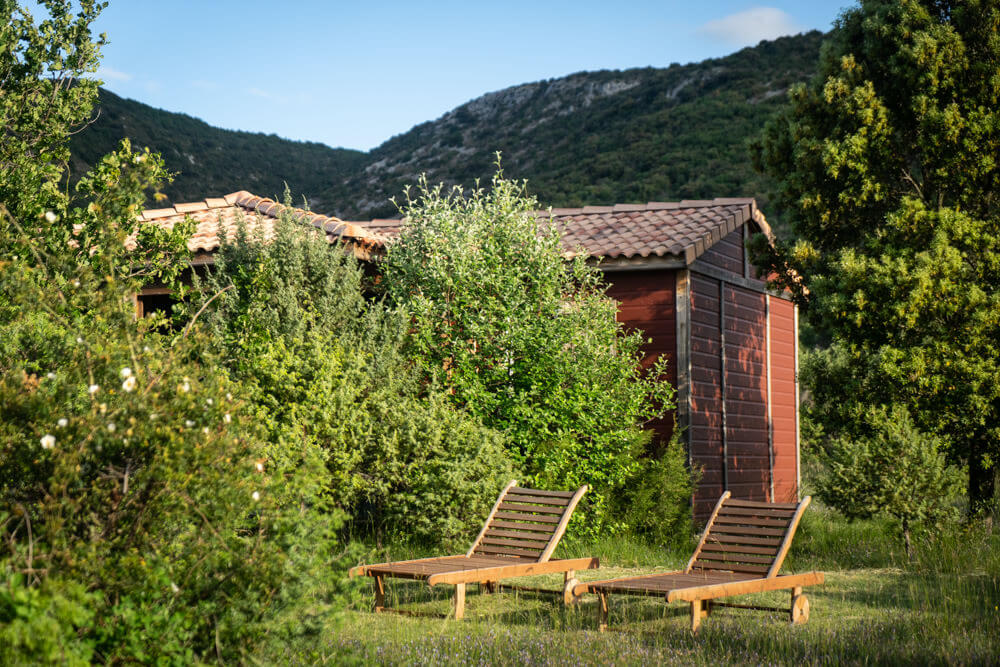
[70,31,824,220]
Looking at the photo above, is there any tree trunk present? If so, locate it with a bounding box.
[968,452,998,526]
[902,518,913,562]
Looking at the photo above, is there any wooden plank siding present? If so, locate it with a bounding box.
[604,270,678,446]
[689,273,725,518]
[602,227,799,521]
[723,285,769,502]
[768,296,799,502]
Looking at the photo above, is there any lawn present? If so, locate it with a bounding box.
[257,507,1000,665]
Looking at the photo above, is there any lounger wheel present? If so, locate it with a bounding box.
[563,578,581,606]
[790,593,809,625]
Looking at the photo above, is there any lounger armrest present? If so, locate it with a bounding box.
[666,571,824,602]
[426,557,599,586]
[349,554,468,578]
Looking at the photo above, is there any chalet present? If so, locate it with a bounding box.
[138,193,799,518]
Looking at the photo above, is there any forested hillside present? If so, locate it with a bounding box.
[70,31,823,219]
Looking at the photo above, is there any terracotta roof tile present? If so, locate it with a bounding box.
[134,191,387,258]
[139,192,767,267]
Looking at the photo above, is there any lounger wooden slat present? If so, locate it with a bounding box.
[724,498,799,510]
[700,542,779,556]
[497,502,566,515]
[717,506,797,518]
[481,536,548,549]
[350,480,597,620]
[483,528,552,541]
[510,487,577,499]
[710,524,787,537]
[695,551,775,565]
[714,515,791,528]
[489,520,558,533]
[476,544,544,558]
[503,493,572,506]
[707,533,783,547]
[570,491,824,633]
[492,511,562,524]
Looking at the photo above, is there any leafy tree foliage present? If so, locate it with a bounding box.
[816,404,964,558]
[753,0,1000,513]
[381,168,681,535]
[1,2,346,661]
[191,207,514,546]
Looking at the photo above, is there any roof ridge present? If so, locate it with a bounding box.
[535,198,756,217]
[138,191,388,245]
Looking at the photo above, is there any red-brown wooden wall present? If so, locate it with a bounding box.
[603,226,799,520]
[604,269,678,445]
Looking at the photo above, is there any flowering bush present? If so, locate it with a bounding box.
[0,246,345,661]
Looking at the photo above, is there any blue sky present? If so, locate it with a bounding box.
[89,2,851,151]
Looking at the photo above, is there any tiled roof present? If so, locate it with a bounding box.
[348,198,769,266]
[539,198,767,265]
[140,193,768,267]
[135,191,387,258]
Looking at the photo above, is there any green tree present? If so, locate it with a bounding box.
[753,0,1000,514]
[380,167,679,534]
[191,204,514,546]
[816,404,964,558]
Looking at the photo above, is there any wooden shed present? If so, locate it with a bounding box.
[138,194,799,519]
[541,199,800,518]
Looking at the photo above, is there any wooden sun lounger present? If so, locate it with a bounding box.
[569,491,823,632]
[349,480,599,619]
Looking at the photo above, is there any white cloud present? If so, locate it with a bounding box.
[96,66,132,82]
[247,87,273,99]
[698,7,803,48]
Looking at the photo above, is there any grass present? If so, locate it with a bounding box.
[256,506,1000,665]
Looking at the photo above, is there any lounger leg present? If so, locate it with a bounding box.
[597,591,609,632]
[790,586,809,625]
[454,583,466,620]
[690,599,707,633]
[374,575,385,613]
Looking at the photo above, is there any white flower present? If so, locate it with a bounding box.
[40,434,55,449]
[77,337,84,344]
[143,346,150,353]
[179,380,190,393]
[73,280,80,288]
[202,427,209,435]
[205,398,213,406]
[149,413,158,420]
[46,372,55,380]
[255,461,265,473]
[251,491,260,502]
[57,418,68,428]
[223,413,231,424]
[122,376,137,392]
[107,422,116,433]
[88,384,99,395]
[170,582,179,594]
[120,367,133,379]
[44,211,57,223]
[185,420,194,428]
[225,393,232,401]
[98,402,107,414]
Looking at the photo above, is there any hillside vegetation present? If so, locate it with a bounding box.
[71,31,823,219]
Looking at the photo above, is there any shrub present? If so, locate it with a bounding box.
[0,249,344,661]
[380,166,677,535]
[816,404,964,558]
[613,432,696,547]
[191,203,514,546]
